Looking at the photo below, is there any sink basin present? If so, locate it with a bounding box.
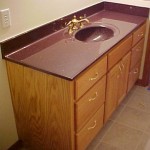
[74,23,119,42]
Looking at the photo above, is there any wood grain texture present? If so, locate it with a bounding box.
[75,76,106,132]
[130,38,144,70]
[128,62,141,92]
[6,61,75,150]
[137,22,150,86]
[132,22,146,47]
[105,52,131,122]
[75,55,107,100]
[76,105,104,150]
[105,61,120,122]
[108,35,132,70]
[117,52,131,105]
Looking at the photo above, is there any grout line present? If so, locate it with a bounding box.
[126,105,150,115]
[99,141,122,150]
[98,120,114,141]
[134,132,145,150]
[112,120,146,133]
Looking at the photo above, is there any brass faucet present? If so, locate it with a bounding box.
[66,15,89,35]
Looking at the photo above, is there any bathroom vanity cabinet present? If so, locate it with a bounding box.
[6,22,146,150]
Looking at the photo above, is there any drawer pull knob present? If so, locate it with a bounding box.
[89,73,98,81]
[88,120,97,130]
[134,68,138,74]
[89,92,98,102]
[121,62,125,69]
[138,32,144,37]
[119,65,122,72]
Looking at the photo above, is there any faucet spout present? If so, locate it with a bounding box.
[79,18,90,28]
[66,15,90,35]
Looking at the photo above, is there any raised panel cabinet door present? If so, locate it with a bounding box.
[130,38,144,70]
[117,52,131,105]
[127,62,141,92]
[104,62,120,122]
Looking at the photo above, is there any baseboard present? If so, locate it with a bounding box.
[137,79,148,87]
[8,140,23,150]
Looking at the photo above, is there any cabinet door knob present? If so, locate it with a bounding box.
[138,32,144,37]
[87,120,97,130]
[141,33,144,36]
[89,92,98,102]
[89,73,98,81]
[121,62,125,69]
[134,68,138,74]
[119,65,122,72]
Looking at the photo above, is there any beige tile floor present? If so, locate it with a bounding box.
[87,85,150,150]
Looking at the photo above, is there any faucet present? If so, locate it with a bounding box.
[66,15,89,35]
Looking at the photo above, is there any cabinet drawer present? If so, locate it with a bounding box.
[108,35,132,70]
[75,76,106,132]
[130,38,144,70]
[128,62,141,92]
[132,23,146,46]
[75,55,107,100]
[76,105,104,150]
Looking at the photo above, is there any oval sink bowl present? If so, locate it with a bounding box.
[75,25,117,42]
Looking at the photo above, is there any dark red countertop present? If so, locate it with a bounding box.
[5,10,147,80]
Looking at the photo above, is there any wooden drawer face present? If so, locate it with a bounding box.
[76,105,104,150]
[75,76,106,132]
[130,38,144,70]
[128,62,141,92]
[75,55,107,100]
[132,23,146,46]
[108,35,132,70]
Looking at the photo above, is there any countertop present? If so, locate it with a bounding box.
[5,10,147,80]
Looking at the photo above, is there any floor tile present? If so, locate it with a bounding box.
[116,106,150,131]
[109,104,125,121]
[126,92,150,113]
[132,86,150,96]
[145,123,150,135]
[102,122,143,150]
[121,90,134,106]
[87,120,113,150]
[136,133,150,150]
[96,142,121,150]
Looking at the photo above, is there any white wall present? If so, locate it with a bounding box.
[0,0,102,42]
[105,0,150,8]
[0,48,18,150]
[0,1,102,149]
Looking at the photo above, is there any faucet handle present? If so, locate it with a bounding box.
[79,16,84,19]
[79,14,87,19]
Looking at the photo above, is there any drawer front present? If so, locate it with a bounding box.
[130,38,144,70]
[75,76,106,132]
[76,105,104,150]
[75,55,107,100]
[108,35,132,70]
[132,23,146,46]
[128,62,141,92]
